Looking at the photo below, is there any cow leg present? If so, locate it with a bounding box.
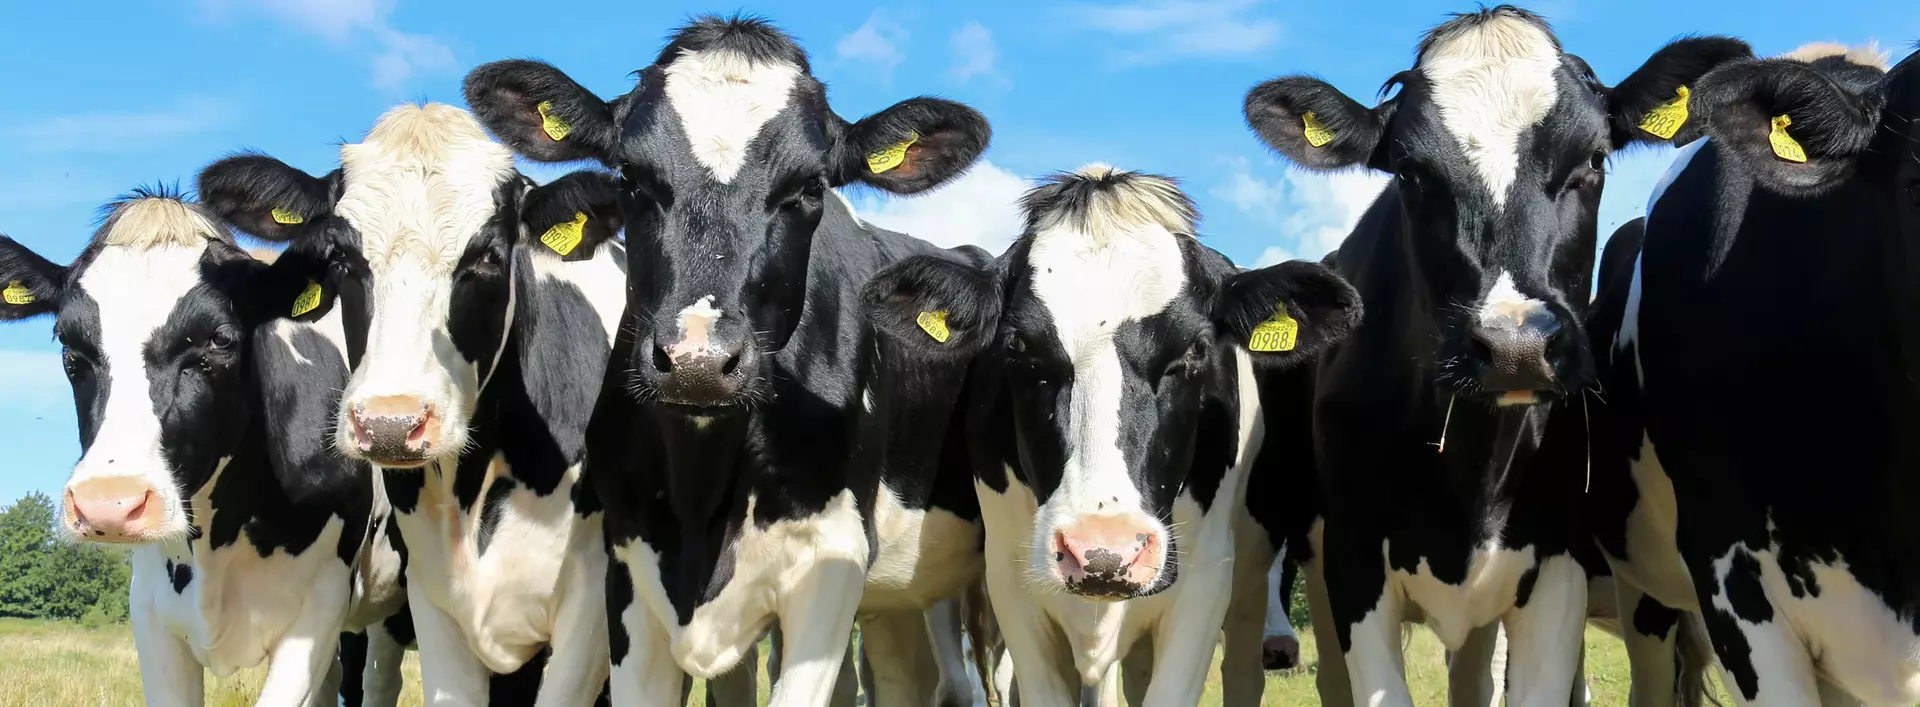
[985,558,1074,707]
[131,598,204,707]
[994,648,1016,707]
[257,574,350,707]
[1138,552,1235,705]
[1500,554,1587,707]
[1221,528,1274,707]
[835,630,859,707]
[1448,623,1503,707]
[607,559,682,706]
[339,631,369,707]
[410,582,491,705]
[705,642,758,707]
[533,551,610,707]
[766,560,863,707]
[1699,570,1821,707]
[926,599,976,707]
[1303,529,1356,707]
[860,610,943,707]
[363,621,407,707]
[1617,580,1682,707]
[1331,570,1411,707]
[1119,637,1150,707]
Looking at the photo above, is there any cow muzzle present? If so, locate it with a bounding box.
[346,395,441,467]
[1048,514,1166,599]
[65,476,162,542]
[1467,312,1563,403]
[640,298,761,407]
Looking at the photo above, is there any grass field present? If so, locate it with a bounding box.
[0,617,1721,705]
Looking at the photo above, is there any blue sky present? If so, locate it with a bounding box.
[0,0,1912,501]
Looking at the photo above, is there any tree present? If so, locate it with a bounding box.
[0,492,57,618]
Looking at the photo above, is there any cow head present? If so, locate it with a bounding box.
[0,192,312,542]
[199,104,625,469]
[1245,6,1750,405]
[464,15,989,409]
[885,167,1359,599]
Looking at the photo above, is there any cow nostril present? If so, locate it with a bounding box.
[720,351,742,377]
[652,346,674,374]
[1469,331,1495,364]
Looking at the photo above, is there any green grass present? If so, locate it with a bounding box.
[0,617,1719,705]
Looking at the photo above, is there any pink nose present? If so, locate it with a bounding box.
[65,477,160,541]
[1052,515,1164,598]
[348,395,439,466]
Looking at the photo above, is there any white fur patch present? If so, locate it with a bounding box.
[1420,15,1562,209]
[1477,271,1547,329]
[530,239,628,350]
[333,103,518,458]
[67,245,214,540]
[662,49,802,184]
[671,295,724,360]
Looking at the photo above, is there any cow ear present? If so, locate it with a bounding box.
[1694,58,1885,197]
[465,60,618,164]
[1605,36,1755,148]
[1214,260,1361,369]
[862,253,1001,359]
[1245,77,1384,171]
[198,154,338,242]
[835,98,991,194]
[0,235,67,320]
[523,171,624,261]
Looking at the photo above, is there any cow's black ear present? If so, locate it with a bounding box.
[523,171,624,261]
[1214,260,1361,369]
[1605,36,1755,148]
[1244,77,1383,171]
[834,98,991,194]
[198,154,338,242]
[863,253,1001,359]
[0,235,67,320]
[465,60,618,164]
[1694,58,1885,197]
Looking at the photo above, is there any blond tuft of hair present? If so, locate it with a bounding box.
[1781,42,1889,69]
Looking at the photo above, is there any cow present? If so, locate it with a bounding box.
[891,165,1361,706]
[1239,6,1752,705]
[0,191,405,706]
[460,15,996,706]
[196,102,626,705]
[1589,43,1920,706]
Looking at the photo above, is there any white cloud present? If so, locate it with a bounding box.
[950,21,998,84]
[6,98,231,153]
[1210,157,1386,267]
[837,11,909,84]
[197,0,452,91]
[1070,0,1282,65]
[846,161,1029,252]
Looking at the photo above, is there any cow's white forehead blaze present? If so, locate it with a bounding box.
[1420,14,1562,210]
[100,197,228,250]
[1026,166,1193,517]
[662,49,802,184]
[336,103,517,271]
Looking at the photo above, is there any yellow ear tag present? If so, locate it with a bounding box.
[867,132,919,174]
[916,310,951,343]
[270,207,304,225]
[2,280,34,306]
[1302,111,1336,148]
[1769,114,1807,163]
[541,212,589,256]
[1638,85,1691,140]
[536,101,573,141]
[291,280,323,318]
[1247,302,1299,353]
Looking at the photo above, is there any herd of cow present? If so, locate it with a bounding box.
[1,6,1917,707]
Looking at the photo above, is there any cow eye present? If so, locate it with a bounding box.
[1007,334,1028,354]
[61,347,89,376]
[1907,180,1919,211]
[208,330,237,351]
[463,248,505,278]
[780,177,826,211]
[1589,151,1607,173]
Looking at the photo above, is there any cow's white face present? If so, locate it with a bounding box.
[328,105,521,469]
[0,197,262,543]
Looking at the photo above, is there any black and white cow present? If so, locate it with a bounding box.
[462,16,996,706]
[905,166,1360,706]
[1241,7,1751,705]
[0,192,405,706]
[197,103,627,705]
[1590,43,1920,706]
